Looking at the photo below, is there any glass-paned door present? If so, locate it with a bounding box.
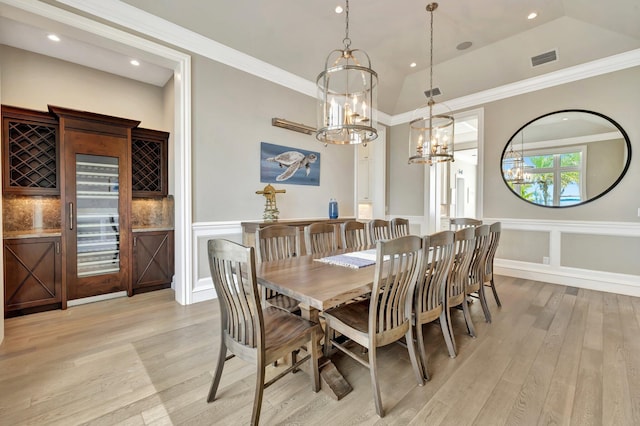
[75,154,121,278]
[64,130,131,302]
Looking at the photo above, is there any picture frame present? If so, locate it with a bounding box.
[260,142,320,186]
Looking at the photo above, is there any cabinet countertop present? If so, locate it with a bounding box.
[3,230,62,239]
[132,227,174,233]
[4,227,174,239]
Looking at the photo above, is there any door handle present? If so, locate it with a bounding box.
[69,202,74,230]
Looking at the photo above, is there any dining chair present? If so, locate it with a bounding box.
[340,220,368,249]
[323,235,425,417]
[304,222,338,254]
[206,239,321,426]
[390,217,410,238]
[412,230,456,377]
[449,217,482,230]
[255,225,301,313]
[484,222,502,307]
[444,227,477,355]
[368,219,391,244]
[467,224,492,323]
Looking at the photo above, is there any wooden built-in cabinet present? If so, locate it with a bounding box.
[131,128,169,198]
[132,230,174,294]
[2,105,173,316]
[3,237,62,315]
[1,105,59,195]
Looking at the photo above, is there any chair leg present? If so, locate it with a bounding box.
[207,339,227,403]
[490,277,502,307]
[415,323,429,381]
[439,310,456,358]
[406,328,425,386]
[251,357,266,426]
[478,285,492,323]
[445,306,457,355]
[368,346,385,417]
[462,299,476,338]
[310,330,320,392]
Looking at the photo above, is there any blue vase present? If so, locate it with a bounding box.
[329,199,339,219]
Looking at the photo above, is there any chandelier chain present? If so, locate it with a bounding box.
[343,0,351,49]
[429,4,434,103]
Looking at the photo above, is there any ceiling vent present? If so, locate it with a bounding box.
[424,87,441,98]
[531,49,558,67]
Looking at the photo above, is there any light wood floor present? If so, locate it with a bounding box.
[1,276,639,425]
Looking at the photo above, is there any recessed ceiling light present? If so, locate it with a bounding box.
[527,12,538,20]
[410,62,417,68]
[335,5,343,13]
[456,41,473,51]
[130,59,140,66]
[47,34,60,42]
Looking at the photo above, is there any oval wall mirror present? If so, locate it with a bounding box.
[501,109,631,208]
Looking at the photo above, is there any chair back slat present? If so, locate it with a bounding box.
[368,219,391,244]
[304,222,338,254]
[469,225,491,291]
[418,231,455,313]
[208,239,263,349]
[448,227,475,300]
[255,225,299,263]
[341,220,368,249]
[255,225,300,300]
[390,218,410,238]
[449,217,482,231]
[485,222,501,276]
[370,236,424,339]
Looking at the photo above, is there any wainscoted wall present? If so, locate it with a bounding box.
[191,217,640,305]
[488,218,640,297]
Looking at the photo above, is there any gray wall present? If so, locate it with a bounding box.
[387,123,424,216]
[482,67,639,222]
[388,66,639,221]
[0,46,168,130]
[191,54,355,222]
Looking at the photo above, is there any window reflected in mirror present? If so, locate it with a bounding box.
[501,110,631,208]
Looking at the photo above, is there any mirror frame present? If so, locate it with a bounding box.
[501,109,632,208]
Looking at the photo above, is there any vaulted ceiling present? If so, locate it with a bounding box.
[1,0,639,116]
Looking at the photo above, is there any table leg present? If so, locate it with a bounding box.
[299,303,353,400]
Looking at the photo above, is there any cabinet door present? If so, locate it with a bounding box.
[4,237,62,312]
[2,105,59,195]
[132,230,174,292]
[131,128,169,198]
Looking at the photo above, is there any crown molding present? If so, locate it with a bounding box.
[55,0,316,95]
[389,48,640,127]
[55,0,640,129]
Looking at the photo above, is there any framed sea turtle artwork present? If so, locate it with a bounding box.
[260,142,320,186]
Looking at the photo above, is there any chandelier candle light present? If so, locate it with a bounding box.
[316,0,378,146]
[503,130,531,184]
[409,2,455,164]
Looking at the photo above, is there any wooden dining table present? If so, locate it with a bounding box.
[255,248,375,322]
[255,247,377,399]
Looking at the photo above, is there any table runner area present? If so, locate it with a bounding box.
[314,249,378,269]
